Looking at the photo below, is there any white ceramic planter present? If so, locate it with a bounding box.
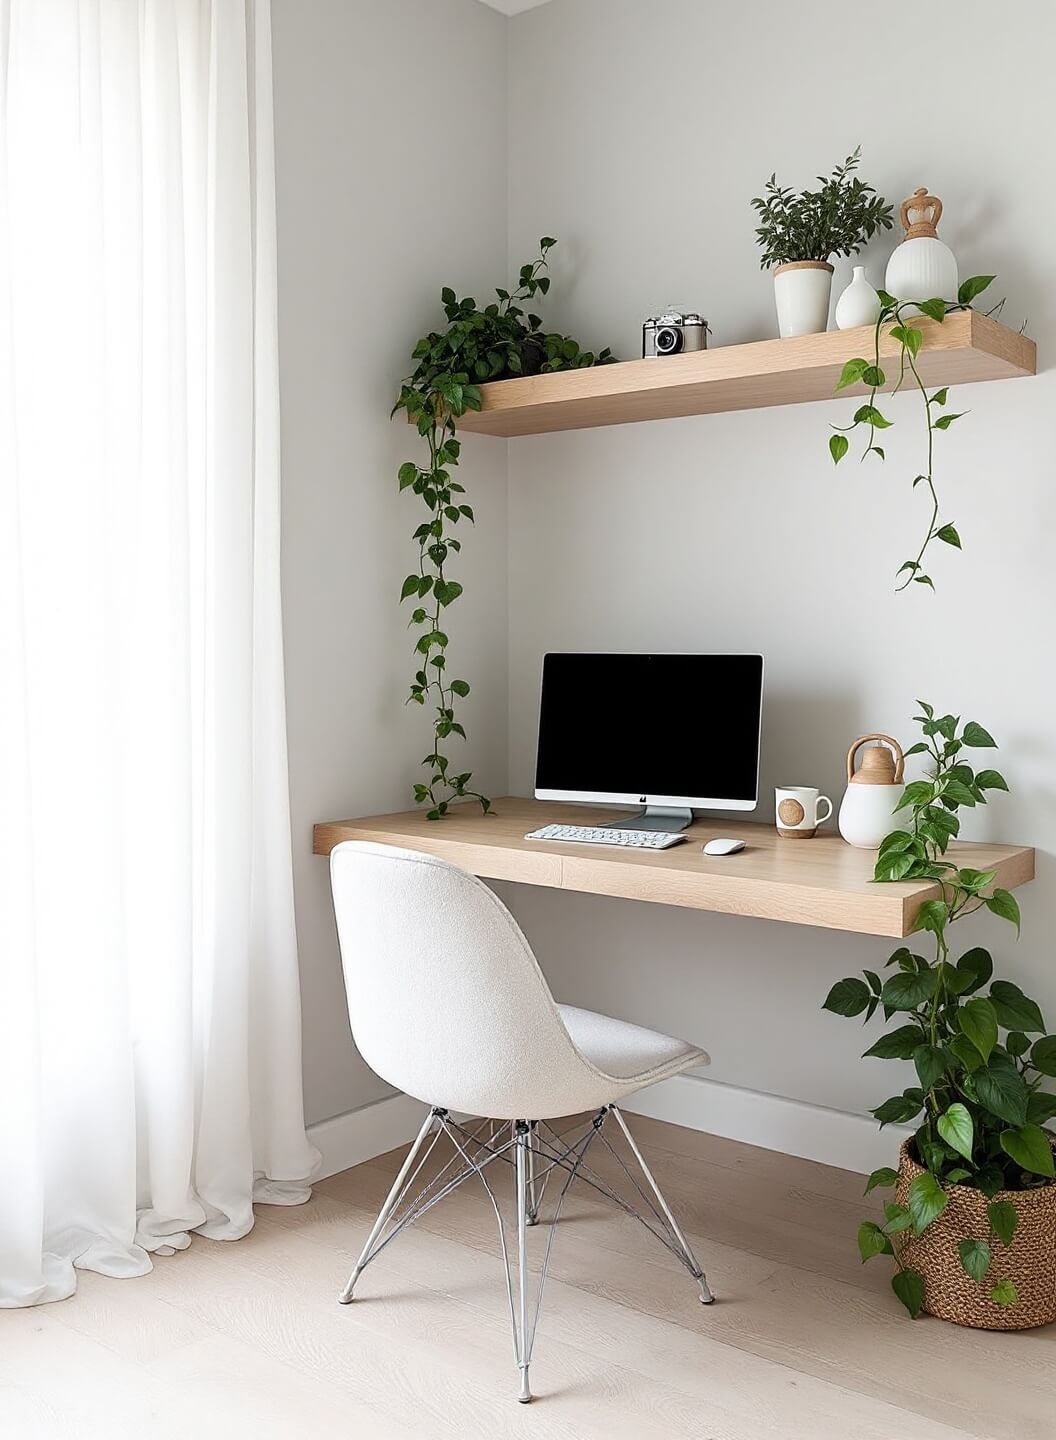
[772,261,833,338]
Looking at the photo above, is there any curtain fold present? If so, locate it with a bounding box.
[0,0,319,1309]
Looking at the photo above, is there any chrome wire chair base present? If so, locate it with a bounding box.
[337,1103,713,1399]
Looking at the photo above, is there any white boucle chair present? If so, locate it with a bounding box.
[330,840,713,1403]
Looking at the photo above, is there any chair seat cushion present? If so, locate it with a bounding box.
[557,1004,710,1083]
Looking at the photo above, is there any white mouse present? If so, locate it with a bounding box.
[703,837,746,857]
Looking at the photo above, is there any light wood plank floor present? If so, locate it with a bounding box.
[3,1113,1052,1439]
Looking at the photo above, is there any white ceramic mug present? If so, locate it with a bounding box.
[776,786,833,839]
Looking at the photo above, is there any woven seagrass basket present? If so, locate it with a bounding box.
[893,1139,1056,1330]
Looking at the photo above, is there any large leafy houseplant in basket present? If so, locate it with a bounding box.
[823,704,1056,1328]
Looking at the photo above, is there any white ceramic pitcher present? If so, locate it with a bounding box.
[838,734,906,850]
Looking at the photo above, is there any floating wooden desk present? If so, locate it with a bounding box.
[313,797,1035,940]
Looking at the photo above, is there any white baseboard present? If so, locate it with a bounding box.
[620,1072,911,1176]
[308,1092,432,1180]
[308,1075,910,1182]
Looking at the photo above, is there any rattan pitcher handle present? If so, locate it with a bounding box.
[847,733,905,784]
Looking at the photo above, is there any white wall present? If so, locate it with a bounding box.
[499,0,1056,1129]
[272,0,509,1126]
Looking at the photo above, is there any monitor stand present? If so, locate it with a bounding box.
[599,805,693,834]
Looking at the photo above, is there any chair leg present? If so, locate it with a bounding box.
[526,1121,539,1225]
[610,1106,714,1304]
[338,1106,437,1304]
[515,1123,533,1402]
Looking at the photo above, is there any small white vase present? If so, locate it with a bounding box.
[772,261,833,338]
[835,266,881,330]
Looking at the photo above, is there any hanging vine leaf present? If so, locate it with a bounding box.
[825,277,998,591]
[393,240,615,817]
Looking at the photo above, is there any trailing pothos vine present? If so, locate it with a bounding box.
[827,274,997,592]
[393,239,615,818]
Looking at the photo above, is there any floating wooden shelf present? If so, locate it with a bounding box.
[452,311,1036,438]
[313,797,1035,939]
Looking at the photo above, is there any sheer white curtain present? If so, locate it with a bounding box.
[0,0,319,1308]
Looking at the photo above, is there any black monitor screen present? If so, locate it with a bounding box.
[535,653,763,805]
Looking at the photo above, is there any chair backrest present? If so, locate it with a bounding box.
[329,840,601,1119]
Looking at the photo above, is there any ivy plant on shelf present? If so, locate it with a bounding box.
[827,275,997,592]
[393,238,615,819]
[823,704,1056,1326]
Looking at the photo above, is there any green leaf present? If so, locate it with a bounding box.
[974,769,1009,793]
[911,899,949,939]
[400,573,422,601]
[948,1034,985,1074]
[913,1044,948,1091]
[829,433,849,464]
[928,386,949,406]
[864,1025,923,1061]
[941,779,977,808]
[861,365,886,388]
[936,1102,974,1161]
[946,1168,971,1184]
[990,1278,1018,1307]
[932,412,966,431]
[1006,1030,1030,1058]
[957,868,997,894]
[881,969,937,1010]
[936,524,961,548]
[449,679,471,698]
[852,403,892,429]
[891,1268,925,1318]
[1000,1123,1055,1177]
[917,299,947,323]
[989,980,1042,1031]
[883,1201,915,1235]
[857,1220,892,1262]
[962,721,996,748]
[987,1199,1019,1247]
[974,1063,1029,1126]
[872,1091,925,1126]
[908,1171,948,1234]
[891,323,922,358]
[822,977,871,1017]
[960,997,998,1062]
[1027,1090,1056,1125]
[984,889,1021,936]
[956,947,993,993]
[957,274,995,306]
[864,1166,899,1194]
[835,357,870,391]
[894,779,934,811]
[958,1238,991,1283]
[1030,1035,1056,1076]
[398,462,418,490]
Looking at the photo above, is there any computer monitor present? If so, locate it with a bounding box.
[534,652,764,832]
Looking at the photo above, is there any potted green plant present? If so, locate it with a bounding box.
[751,146,893,338]
[823,703,1056,1329]
[393,239,614,819]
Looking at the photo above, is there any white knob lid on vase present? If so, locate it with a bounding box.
[835,267,881,330]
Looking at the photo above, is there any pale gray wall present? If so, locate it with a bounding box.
[272,0,509,1125]
[500,0,1055,1118]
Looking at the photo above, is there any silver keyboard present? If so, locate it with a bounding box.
[524,824,686,850]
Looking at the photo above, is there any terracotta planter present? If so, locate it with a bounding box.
[893,1139,1056,1330]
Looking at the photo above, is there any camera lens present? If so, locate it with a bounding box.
[655,326,682,354]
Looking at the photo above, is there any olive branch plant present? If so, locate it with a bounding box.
[827,274,998,591]
[393,239,615,818]
[823,704,1055,1319]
